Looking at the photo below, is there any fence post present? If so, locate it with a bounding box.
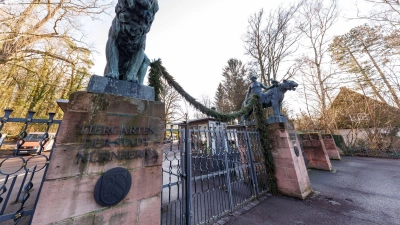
[244,126,260,198]
[0,109,13,132]
[15,111,36,156]
[184,121,193,225]
[0,109,13,147]
[222,128,234,212]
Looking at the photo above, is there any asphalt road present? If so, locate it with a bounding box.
[224,156,400,225]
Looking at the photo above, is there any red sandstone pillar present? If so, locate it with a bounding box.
[267,123,312,199]
[321,134,341,160]
[32,92,164,225]
[299,133,332,171]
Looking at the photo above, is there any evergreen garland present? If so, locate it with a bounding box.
[253,97,279,194]
[148,60,163,101]
[149,59,279,194]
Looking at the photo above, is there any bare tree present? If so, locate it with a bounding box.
[357,0,400,29]
[0,0,111,118]
[193,94,213,119]
[243,3,302,85]
[296,0,340,133]
[0,43,92,118]
[160,78,182,124]
[176,100,192,122]
[0,0,111,65]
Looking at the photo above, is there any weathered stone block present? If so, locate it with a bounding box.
[32,175,100,225]
[302,133,333,171]
[87,75,155,101]
[277,138,290,148]
[285,167,298,180]
[128,166,161,202]
[321,136,341,160]
[138,196,161,225]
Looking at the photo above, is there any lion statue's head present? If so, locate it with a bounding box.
[281,80,298,91]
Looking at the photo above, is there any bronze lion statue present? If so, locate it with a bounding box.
[261,79,298,115]
[241,80,298,123]
[104,0,159,84]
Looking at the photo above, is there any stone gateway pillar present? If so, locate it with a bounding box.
[299,133,333,171]
[321,134,341,160]
[267,123,312,199]
[32,91,164,225]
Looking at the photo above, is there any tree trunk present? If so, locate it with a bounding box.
[346,46,387,104]
[362,44,400,108]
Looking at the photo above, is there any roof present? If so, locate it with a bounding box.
[328,87,400,129]
[176,117,221,126]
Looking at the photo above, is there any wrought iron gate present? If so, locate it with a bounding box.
[162,123,269,225]
[0,110,61,224]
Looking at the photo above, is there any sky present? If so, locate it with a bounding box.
[86,0,370,115]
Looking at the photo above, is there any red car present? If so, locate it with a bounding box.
[13,132,56,155]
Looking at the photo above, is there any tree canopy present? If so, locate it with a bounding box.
[0,0,112,118]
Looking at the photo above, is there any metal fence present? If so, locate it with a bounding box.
[0,110,61,224]
[161,124,269,225]
[343,147,400,159]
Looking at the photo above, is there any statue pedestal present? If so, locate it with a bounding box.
[87,75,155,101]
[321,134,341,160]
[299,133,333,171]
[32,91,164,225]
[267,123,312,199]
[266,115,288,124]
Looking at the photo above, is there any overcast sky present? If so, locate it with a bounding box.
[87,0,369,113]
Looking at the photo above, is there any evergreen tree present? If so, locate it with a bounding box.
[214,83,229,113]
[214,59,249,114]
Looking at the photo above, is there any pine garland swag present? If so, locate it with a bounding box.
[148,59,163,101]
[253,97,279,194]
[149,59,279,194]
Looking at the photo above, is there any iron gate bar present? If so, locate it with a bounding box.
[0,109,62,224]
[191,166,248,181]
[14,165,37,223]
[161,125,269,225]
[0,118,62,124]
[15,168,29,202]
[184,121,193,225]
[0,210,34,222]
[0,175,17,215]
[161,126,184,225]
[244,126,260,198]
[223,134,234,213]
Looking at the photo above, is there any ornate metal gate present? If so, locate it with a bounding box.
[0,110,61,224]
[162,123,269,225]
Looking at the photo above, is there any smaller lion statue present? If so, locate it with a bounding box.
[241,79,298,123]
[104,0,159,84]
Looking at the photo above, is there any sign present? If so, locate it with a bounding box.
[75,124,159,164]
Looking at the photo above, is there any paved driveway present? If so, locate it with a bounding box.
[224,156,400,225]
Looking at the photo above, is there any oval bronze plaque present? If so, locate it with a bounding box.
[94,167,132,207]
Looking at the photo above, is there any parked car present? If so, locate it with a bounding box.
[13,132,56,155]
